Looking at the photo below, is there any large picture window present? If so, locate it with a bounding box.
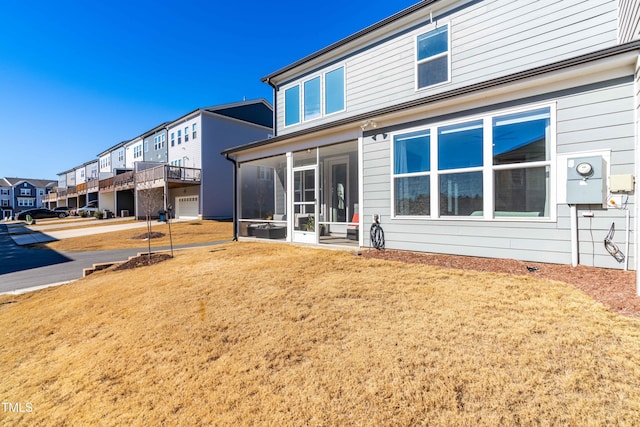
[416,24,449,89]
[392,106,553,219]
[284,66,345,126]
[393,131,430,216]
[492,108,551,216]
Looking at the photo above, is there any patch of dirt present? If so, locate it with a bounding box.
[131,231,165,240]
[359,249,640,319]
[113,253,172,271]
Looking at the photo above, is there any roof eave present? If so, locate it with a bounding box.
[227,40,640,156]
[260,0,439,83]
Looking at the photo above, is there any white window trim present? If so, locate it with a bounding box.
[390,102,557,222]
[414,22,452,92]
[283,64,347,128]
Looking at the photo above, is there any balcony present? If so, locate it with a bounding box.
[42,192,57,203]
[87,178,99,192]
[114,171,135,191]
[99,177,114,193]
[135,165,201,189]
[67,185,78,197]
[77,182,87,195]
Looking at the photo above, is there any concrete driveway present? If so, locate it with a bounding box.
[0,219,227,294]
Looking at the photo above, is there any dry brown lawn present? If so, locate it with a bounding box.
[1,242,640,425]
[34,220,233,251]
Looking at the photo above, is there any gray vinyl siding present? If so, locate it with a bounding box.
[144,129,168,163]
[276,0,619,135]
[362,77,635,269]
[200,115,272,220]
[619,0,640,43]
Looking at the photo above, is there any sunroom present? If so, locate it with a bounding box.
[236,139,359,246]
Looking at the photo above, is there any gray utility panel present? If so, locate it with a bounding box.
[566,155,606,205]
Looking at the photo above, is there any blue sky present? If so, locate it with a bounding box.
[0,0,418,180]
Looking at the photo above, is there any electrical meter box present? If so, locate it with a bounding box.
[566,156,606,205]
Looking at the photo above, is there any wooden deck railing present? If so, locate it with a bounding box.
[135,165,201,187]
[99,177,114,193]
[87,179,99,192]
[114,171,135,190]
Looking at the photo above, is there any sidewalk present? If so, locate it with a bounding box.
[5,218,172,245]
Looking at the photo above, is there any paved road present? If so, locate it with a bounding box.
[0,223,227,294]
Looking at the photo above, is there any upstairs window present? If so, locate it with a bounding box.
[192,123,197,139]
[177,130,182,144]
[285,86,300,126]
[303,77,321,121]
[171,132,175,147]
[184,126,189,142]
[416,24,449,89]
[284,65,346,127]
[325,67,345,115]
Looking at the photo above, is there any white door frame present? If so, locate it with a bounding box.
[292,164,318,244]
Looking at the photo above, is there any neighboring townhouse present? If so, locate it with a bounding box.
[96,141,134,216]
[1,177,55,218]
[223,0,640,273]
[84,160,100,207]
[65,169,77,206]
[44,99,273,220]
[143,122,169,164]
[125,136,144,169]
[0,180,11,219]
[136,99,273,220]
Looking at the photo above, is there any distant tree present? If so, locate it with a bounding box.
[137,184,163,261]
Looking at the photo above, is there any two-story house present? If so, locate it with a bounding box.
[135,99,273,220]
[223,0,640,273]
[0,179,11,219]
[1,177,55,218]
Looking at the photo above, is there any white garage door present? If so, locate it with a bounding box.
[176,195,199,219]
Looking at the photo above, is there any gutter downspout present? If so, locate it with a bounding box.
[635,56,640,295]
[225,154,238,241]
[265,78,278,137]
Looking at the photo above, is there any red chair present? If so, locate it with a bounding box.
[347,213,359,240]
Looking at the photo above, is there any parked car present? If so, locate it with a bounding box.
[73,202,100,216]
[53,206,71,213]
[17,208,67,220]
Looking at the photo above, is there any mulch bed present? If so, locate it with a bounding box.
[359,248,640,319]
[112,253,172,271]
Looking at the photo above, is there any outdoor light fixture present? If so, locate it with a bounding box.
[360,119,377,131]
